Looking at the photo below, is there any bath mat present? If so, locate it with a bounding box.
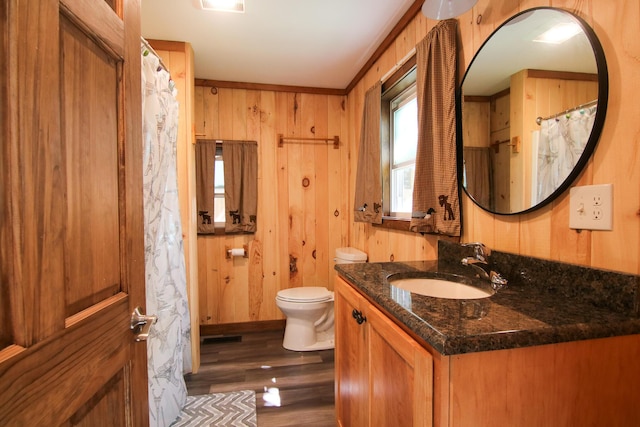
[171,390,257,427]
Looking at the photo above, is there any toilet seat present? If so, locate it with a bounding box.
[276,287,333,303]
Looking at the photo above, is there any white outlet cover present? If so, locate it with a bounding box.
[569,184,613,231]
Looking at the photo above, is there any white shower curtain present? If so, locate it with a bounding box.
[536,105,597,202]
[141,45,192,427]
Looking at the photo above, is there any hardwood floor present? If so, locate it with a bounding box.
[185,329,336,426]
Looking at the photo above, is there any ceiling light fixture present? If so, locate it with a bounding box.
[421,0,478,20]
[200,0,245,13]
[533,22,582,44]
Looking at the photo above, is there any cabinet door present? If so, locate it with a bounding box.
[335,278,370,427]
[335,277,434,427]
[368,303,433,427]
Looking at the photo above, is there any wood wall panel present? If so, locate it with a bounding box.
[590,0,640,274]
[349,0,640,276]
[193,0,640,327]
[195,86,348,325]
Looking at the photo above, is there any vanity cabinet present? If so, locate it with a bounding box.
[335,277,433,427]
[336,275,640,427]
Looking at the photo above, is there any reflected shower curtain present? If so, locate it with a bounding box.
[536,105,596,201]
[141,45,192,427]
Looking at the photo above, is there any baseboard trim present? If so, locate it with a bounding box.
[200,320,286,337]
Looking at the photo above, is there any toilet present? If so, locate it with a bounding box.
[276,247,367,351]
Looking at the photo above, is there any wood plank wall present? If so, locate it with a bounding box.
[194,0,640,327]
[193,88,349,325]
[349,0,640,276]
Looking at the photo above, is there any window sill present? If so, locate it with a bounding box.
[197,227,255,236]
[372,216,412,232]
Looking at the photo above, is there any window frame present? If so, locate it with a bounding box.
[389,84,417,217]
[380,58,418,228]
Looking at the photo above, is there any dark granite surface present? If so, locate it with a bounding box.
[335,241,640,355]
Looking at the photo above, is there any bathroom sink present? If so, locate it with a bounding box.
[387,272,494,300]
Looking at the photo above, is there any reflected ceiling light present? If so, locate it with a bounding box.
[533,22,582,44]
[421,0,478,20]
[262,387,281,407]
[200,0,245,13]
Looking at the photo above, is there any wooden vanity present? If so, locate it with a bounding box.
[334,254,640,427]
[336,276,433,427]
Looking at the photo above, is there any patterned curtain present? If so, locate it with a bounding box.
[223,140,258,233]
[410,19,461,236]
[141,43,192,427]
[195,140,217,234]
[463,147,493,210]
[354,81,383,224]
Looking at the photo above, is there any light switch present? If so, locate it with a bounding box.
[569,184,613,231]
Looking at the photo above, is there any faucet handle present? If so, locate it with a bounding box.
[489,271,508,290]
[461,242,491,260]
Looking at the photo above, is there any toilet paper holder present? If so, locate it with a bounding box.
[226,245,248,259]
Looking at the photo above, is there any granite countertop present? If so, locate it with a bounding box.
[334,242,640,355]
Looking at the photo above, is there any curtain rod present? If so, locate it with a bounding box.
[141,37,168,72]
[536,99,598,125]
[381,47,417,84]
[278,134,340,149]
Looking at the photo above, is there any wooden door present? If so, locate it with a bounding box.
[335,278,369,427]
[0,0,148,425]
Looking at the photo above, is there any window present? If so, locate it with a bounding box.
[390,87,417,214]
[382,66,418,219]
[195,139,258,234]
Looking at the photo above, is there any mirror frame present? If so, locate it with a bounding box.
[456,7,609,215]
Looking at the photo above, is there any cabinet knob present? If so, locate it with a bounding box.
[352,309,367,325]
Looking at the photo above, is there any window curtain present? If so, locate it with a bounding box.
[410,19,461,236]
[195,140,217,234]
[223,140,258,233]
[354,81,383,224]
[463,147,493,210]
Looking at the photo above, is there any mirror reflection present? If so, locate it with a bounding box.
[460,8,607,214]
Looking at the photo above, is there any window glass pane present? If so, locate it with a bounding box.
[214,156,225,224]
[390,87,417,214]
[382,68,418,217]
[392,96,417,166]
[214,158,224,194]
[391,164,415,213]
[214,195,226,224]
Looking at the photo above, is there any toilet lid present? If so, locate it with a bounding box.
[277,287,333,303]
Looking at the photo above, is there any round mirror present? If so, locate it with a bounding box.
[458,7,608,215]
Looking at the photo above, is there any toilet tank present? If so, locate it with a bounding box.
[335,247,368,264]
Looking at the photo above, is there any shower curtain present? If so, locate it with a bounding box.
[536,105,596,202]
[141,44,192,427]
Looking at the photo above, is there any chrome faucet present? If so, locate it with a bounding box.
[460,242,508,291]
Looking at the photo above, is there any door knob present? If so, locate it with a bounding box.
[130,306,157,342]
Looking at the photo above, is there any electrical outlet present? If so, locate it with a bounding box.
[569,184,613,231]
[592,208,602,220]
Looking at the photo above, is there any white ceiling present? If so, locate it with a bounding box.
[141,0,416,89]
[462,9,599,96]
